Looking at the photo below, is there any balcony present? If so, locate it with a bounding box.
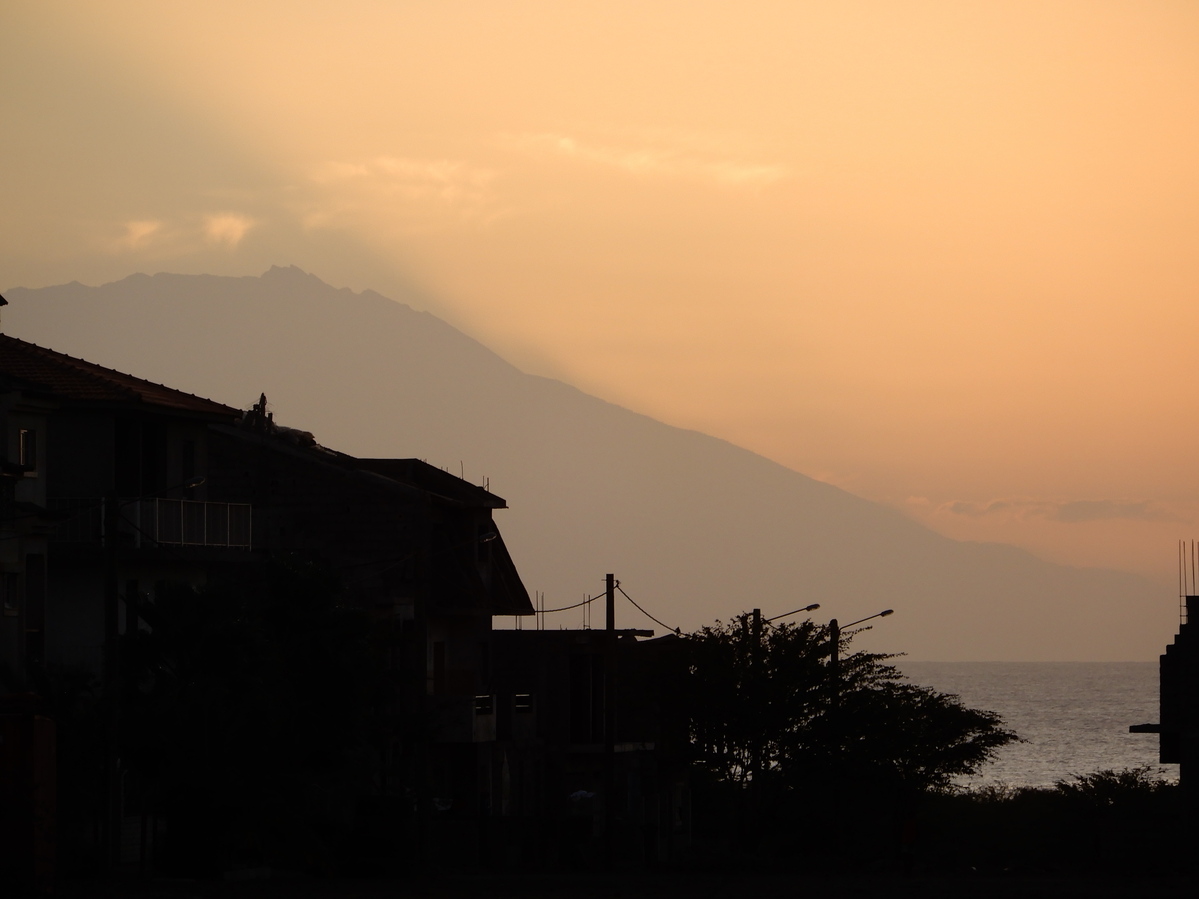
[50,497,252,549]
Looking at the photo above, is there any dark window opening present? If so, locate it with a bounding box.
[18,428,37,474]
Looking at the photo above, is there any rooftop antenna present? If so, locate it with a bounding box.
[1179,538,1184,599]
[1180,539,1191,626]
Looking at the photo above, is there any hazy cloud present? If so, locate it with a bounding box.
[504,132,789,189]
[117,220,163,251]
[1050,500,1176,524]
[311,156,495,204]
[203,213,255,248]
[933,497,1177,524]
[945,499,1019,518]
[304,156,503,233]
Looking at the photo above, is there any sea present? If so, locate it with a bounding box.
[898,661,1175,789]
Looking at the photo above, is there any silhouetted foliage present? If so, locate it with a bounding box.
[1053,765,1173,807]
[118,557,382,875]
[679,615,1018,865]
[916,768,1184,876]
[682,615,1017,793]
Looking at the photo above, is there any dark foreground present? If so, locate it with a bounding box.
[52,871,1197,899]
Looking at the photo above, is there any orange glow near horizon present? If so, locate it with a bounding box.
[3,1,1198,584]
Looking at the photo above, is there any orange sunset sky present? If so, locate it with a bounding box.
[3,1,1198,587]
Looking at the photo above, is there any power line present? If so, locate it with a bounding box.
[615,584,680,635]
[537,590,606,615]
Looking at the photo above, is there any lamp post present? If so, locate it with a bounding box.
[738,602,821,843]
[826,609,893,842]
[827,610,894,754]
[743,604,821,784]
[762,603,822,624]
[828,609,893,685]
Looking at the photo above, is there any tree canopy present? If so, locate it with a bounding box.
[681,614,1017,794]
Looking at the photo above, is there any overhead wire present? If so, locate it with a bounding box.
[615,584,681,635]
[536,590,606,615]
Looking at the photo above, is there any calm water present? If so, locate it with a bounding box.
[899,661,1176,789]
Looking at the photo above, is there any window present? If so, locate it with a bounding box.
[515,693,534,713]
[474,694,494,715]
[18,428,37,475]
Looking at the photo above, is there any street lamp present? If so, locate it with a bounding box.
[745,603,821,646]
[824,608,892,842]
[828,609,893,678]
[763,603,821,623]
[743,603,822,789]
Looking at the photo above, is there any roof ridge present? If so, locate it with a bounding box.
[0,333,240,414]
[3,335,144,403]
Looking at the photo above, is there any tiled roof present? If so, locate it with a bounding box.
[0,334,239,417]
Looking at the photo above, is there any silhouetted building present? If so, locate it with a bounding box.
[1,333,688,876]
[485,628,691,869]
[1132,595,1199,786]
[0,335,536,874]
[2,335,242,887]
[1,335,246,683]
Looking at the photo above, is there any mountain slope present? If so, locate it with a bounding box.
[3,267,1173,659]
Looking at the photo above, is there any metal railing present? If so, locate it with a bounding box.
[50,497,252,549]
[125,498,252,549]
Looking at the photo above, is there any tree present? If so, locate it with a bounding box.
[681,614,1017,794]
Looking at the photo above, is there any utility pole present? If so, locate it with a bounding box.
[750,608,762,783]
[606,573,615,635]
[604,573,616,869]
[822,610,890,841]
[749,608,763,845]
[827,617,841,841]
[828,618,841,704]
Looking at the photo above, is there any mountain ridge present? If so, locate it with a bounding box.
[3,267,1172,660]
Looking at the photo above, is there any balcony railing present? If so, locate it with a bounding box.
[127,498,252,549]
[50,497,252,549]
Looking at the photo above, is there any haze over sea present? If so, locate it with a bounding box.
[902,661,1174,789]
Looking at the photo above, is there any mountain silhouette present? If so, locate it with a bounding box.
[2,266,1171,659]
